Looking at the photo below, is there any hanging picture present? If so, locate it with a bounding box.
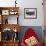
[24,8,37,19]
[2,10,9,15]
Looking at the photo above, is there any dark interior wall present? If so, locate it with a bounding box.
[18,26,43,43]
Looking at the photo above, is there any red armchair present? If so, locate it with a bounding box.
[21,28,41,46]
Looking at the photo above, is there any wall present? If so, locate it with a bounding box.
[0,0,44,44]
[18,0,44,26]
[0,0,44,26]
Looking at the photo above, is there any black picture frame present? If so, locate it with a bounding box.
[24,8,37,19]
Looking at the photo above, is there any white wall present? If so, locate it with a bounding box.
[18,0,44,26]
[0,0,44,26]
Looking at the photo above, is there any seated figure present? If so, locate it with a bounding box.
[21,28,41,46]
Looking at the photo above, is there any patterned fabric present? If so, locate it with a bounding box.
[21,28,41,46]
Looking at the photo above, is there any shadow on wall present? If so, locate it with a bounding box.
[18,26,43,44]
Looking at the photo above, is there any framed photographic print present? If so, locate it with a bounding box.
[2,10,9,15]
[24,8,37,19]
[9,9,18,15]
